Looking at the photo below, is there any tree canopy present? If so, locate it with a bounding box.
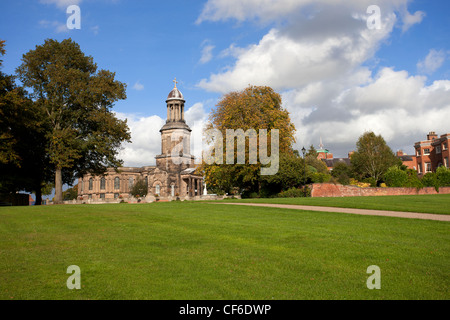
[201,85,296,195]
[15,38,131,203]
[350,131,401,184]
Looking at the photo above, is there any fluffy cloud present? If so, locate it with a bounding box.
[196,0,450,157]
[132,81,145,91]
[417,49,447,75]
[199,40,215,64]
[115,103,209,167]
[115,113,165,167]
[401,9,426,33]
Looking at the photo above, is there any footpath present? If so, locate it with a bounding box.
[212,202,450,222]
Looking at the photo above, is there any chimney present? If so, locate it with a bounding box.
[397,150,404,157]
[427,131,438,141]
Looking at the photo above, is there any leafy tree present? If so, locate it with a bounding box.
[384,166,408,187]
[436,166,450,187]
[331,161,352,185]
[63,185,78,201]
[129,178,148,198]
[201,85,296,195]
[350,131,401,184]
[0,40,51,205]
[16,39,131,204]
[306,145,318,158]
[260,152,305,196]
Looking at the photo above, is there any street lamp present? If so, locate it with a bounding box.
[301,146,307,196]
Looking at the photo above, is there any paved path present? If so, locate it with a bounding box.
[211,203,450,222]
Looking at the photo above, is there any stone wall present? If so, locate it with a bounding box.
[310,183,450,198]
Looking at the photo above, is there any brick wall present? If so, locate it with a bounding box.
[310,183,450,198]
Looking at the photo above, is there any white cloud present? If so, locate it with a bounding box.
[401,10,425,33]
[197,7,395,93]
[199,41,215,64]
[39,20,69,33]
[132,81,145,91]
[195,0,448,157]
[417,49,446,75]
[115,113,165,167]
[40,0,82,9]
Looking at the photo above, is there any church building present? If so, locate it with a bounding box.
[77,80,204,202]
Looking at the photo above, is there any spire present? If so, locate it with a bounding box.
[319,137,324,149]
[173,77,178,89]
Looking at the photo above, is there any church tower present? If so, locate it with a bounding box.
[155,79,194,171]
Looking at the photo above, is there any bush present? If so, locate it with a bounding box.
[421,172,439,191]
[436,166,450,187]
[241,191,260,199]
[278,187,310,198]
[384,166,408,187]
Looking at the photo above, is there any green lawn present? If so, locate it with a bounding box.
[220,194,450,215]
[0,201,448,300]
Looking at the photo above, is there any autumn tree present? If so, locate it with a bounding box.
[350,131,401,184]
[201,85,296,194]
[16,39,131,204]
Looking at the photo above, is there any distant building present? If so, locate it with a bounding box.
[316,132,450,175]
[396,150,417,170]
[414,132,450,176]
[315,139,351,171]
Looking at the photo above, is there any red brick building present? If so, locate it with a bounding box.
[414,132,450,176]
[316,132,450,175]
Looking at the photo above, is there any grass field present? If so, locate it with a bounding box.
[221,194,450,215]
[0,196,449,300]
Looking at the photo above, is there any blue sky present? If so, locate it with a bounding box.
[1,0,449,171]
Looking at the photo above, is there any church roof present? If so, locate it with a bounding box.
[166,78,184,101]
[167,87,184,101]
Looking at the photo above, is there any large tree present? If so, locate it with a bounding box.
[201,85,296,194]
[350,131,401,184]
[0,40,51,204]
[16,39,130,204]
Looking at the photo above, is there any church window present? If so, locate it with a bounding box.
[129,177,134,189]
[155,184,160,196]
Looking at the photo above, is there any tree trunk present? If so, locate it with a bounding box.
[54,167,63,204]
[35,184,42,206]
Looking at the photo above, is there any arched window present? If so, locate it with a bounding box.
[128,177,134,189]
[89,178,93,191]
[114,177,120,190]
[155,184,160,196]
[100,177,106,190]
[80,179,83,193]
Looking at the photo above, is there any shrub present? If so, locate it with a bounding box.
[384,166,408,187]
[278,187,310,198]
[436,166,450,187]
[421,172,439,191]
